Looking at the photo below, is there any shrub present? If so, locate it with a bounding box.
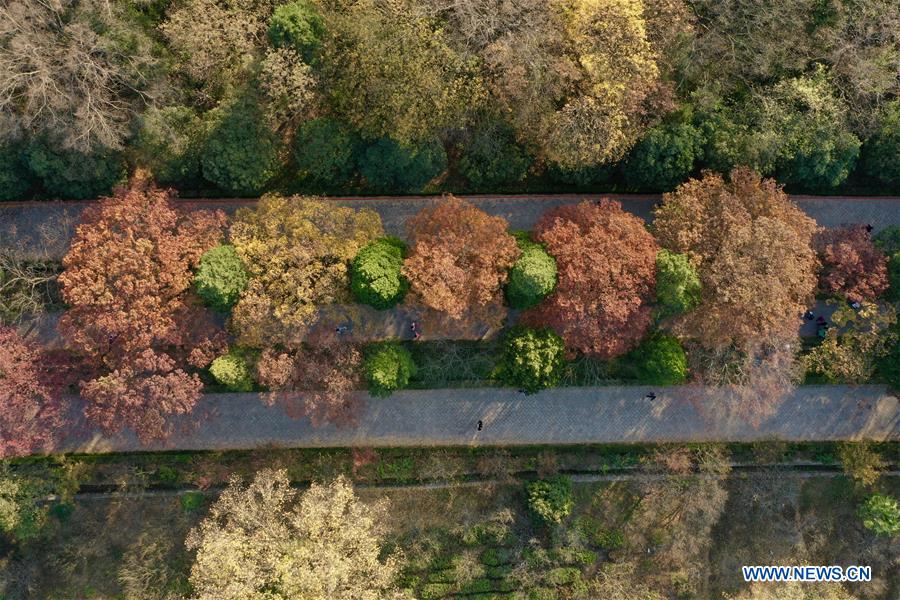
[860,100,900,190]
[201,97,281,195]
[293,118,361,187]
[24,141,124,200]
[132,106,205,186]
[267,0,324,61]
[209,351,254,392]
[837,442,885,488]
[874,226,900,255]
[194,245,250,312]
[180,491,205,512]
[632,334,688,385]
[351,237,408,309]
[526,475,573,525]
[498,327,566,393]
[507,237,557,309]
[547,162,614,187]
[0,143,30,201]
[545,567,581,586]
[655,249,701,318]
[624,121,703,191]
[364,342,416,397]
[877,326,900,390]
[459,119,532,188]
[874,227,900,302]
[359,137,447,192]
[858,494,900,537]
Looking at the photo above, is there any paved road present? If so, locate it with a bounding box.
[2,194,899,259]
[58,385,899,454]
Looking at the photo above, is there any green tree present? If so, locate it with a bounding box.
[837,442,885,488]
[0,144,30,201]
[506,236,557,310]
[655,249,701,318]
[624,120,703,191]
[860,100,900,190]
[458,119,533,189]
[363,342,416,397]
[350,237,408,309]
[194,245,250,312]
[358,137,446,193]
[631,334,688,385]
[293,118,361,188]
[201,97,281,196]
[497,327,566,393]
[267,0,324,61]
[874,226,900,302]
[209,351,254,392]
[132,106,206,187]
[858,494,900,537]
[24,141,125,200]
[877,324,900,391]
[527,475,573,525]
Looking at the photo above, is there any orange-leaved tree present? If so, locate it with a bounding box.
[58,176,226,442]
[815,225,889,303]
[524,199,657,358]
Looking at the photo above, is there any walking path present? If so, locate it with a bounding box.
[59,385,899,454]
[2,194,899,259]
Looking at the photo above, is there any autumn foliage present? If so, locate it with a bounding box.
[0,326,66,458]
[524,200,657,358]
[815,225,889,303]
[403,196,520,323]
[58,177,226,441]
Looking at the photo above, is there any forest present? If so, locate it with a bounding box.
[0,0,898,200]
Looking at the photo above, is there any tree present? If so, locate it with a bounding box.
[631,334,688,385]
[358,137,447,193]
[293,118,361,188]
[403,196,520,322]
[258,46,316,128]
[0,143,29,201]
[186,470,407,599]
[0,327,65,458]
[874,226,900,301]
[229,195,383,348]
[506,235,557,310]
[194,245,250,312]
[858,494,900,537]
[319,0,483,145]
[458,118,533,189]
[623,120,703,191]
[861,100,900,189]
[363,342,416,397]
[351,238,408,310]
[654,249,701,319]
[201,96,282,195]
[496,327,566,393]
[268,0,325,61]
[524,200,657,358]
[0,249,60,324]
[526,476,573,525]
[0,0,161,152]
[837,442,885,488]
[209,351,254,392]
[24,140,125,200]
[58,177,226,442]
[132,106,206,187]
[815,226,889,303]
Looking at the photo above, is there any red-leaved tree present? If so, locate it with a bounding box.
[58,176,226,442]
[0,326,67,457]
[816,225,889,303]
[524,200,658,358]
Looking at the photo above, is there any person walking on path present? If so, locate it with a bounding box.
[477,420,483,431]
[644,392,657,401]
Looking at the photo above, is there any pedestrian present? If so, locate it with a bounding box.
[803,310,814,321]
[517,389,528,395]
[850,301,861,310]
[865,224,873,233]
[645,392,656,401]
[816,316,826,325]
[817,324,829,338]
[477,420,483,431]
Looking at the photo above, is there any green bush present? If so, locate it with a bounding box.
[459,119,532,188]
[545,567,581,586]
[180,491,205,512]
[132,105,205,186]
[858,493,900,536]
[201,97,281,195]
[209,351,254,392]
[507,237,557,309]
[420,583,453,600]
[364,342,417,397]
[526,476,573,525]
[860,100,900,190]
[624,121,703,191]
[267,0,324,61]
[359,137,447,192]
[877,326,900,390]
[498,327,566,393]
[655,249,701,318]
[874,226,900,255]
[0,143,30,201]
[293,118,361,187]
[632,334,688,385]
[194,245,250,312]
[24,141,125,200]
[547,162,614,187]
[351,237,408,309]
